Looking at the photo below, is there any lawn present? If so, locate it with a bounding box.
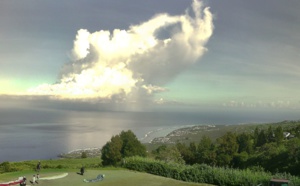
[0,169,215,186]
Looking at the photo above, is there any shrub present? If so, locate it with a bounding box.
[81,152,87,158]
[0,161,19,173]
[56,165,63,169]
[123,157,300,186]
[1,161,12,172]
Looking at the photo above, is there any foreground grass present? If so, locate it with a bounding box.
[0,169,214,186]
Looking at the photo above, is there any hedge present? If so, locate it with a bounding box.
[123,156,300,186]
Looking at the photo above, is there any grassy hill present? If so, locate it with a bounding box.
[0,158,214,186]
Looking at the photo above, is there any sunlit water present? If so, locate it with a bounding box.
[0,109,298,161]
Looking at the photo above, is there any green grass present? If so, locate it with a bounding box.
[0,169,214,186]
[1,158,101,173]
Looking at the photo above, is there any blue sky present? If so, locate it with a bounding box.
[1,0,300,112]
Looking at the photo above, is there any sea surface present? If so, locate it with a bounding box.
[0,109,299,162]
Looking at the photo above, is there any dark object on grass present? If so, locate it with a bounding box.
[80,166,84,175]
[36,161,41,173]
[19,177,26,186]
[77,166,85,175]
[83,174,105,183]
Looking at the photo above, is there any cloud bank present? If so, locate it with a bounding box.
[28,0,213,102]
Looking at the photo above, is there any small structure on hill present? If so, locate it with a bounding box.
[269,178,289,186]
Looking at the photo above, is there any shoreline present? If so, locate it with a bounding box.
[58,147,101,158]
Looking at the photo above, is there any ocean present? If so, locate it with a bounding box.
[0,109,299,162]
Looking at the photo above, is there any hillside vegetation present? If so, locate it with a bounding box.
[148,120,300,145]
[1,120,300,186]
[147,120,300,176]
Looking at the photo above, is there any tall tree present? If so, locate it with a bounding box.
[237,132,253,154]
[152,145,185,164]
[197,135,216,165]
[254,127,259,146]
[101,135,123,166]
[296,125,300,138]
[216,132,238,166]
[101,130,146,166]
[232,151,249,169]
[188,142,198,164]
[176,142,193,164]
[274,126,284,145]
[286,138,300,163]
[266,126,274,143]
[120,130,147,157]
[256,130,267,147]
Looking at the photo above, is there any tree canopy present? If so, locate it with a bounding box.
[101,130,146,166]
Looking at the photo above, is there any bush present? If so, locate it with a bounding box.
[1,161,12,172]
[123,157,300,186]
[0,161,19,173]
[56,165,63,169]
[81,152,87,158]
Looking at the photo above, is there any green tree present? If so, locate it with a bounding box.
[233,151,249,168]
[101,135,123,166]
[197,136,216,165]
[81,151,87,158]
[188,142,197,164]
[254,127,259,147]
[266,126,274,143]
[274,126,284,145]
[257,143,287,173]
[216,132,238,166]
[153,145,185,164]
[256,130,267,147]
[286,138,300,163]
[286,138,300,175]
[217,154,232,166]
[176,142,193,164]
[0,161,12,172]
[296,125,300,138]
[101,130,146,166]
[152,144,167,154]
[237,132,253,154]
[120,130,146,157]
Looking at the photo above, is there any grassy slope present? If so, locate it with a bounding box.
[0,169,214,186]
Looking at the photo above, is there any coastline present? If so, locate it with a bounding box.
[58,147,101,158]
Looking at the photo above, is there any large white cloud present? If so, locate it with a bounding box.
[28,0,214,101]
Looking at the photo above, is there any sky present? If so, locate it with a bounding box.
[1,0,300,114]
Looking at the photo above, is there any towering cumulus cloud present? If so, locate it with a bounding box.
[28,0,213,102]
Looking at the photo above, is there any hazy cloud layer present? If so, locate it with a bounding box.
[28,0,213,102]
